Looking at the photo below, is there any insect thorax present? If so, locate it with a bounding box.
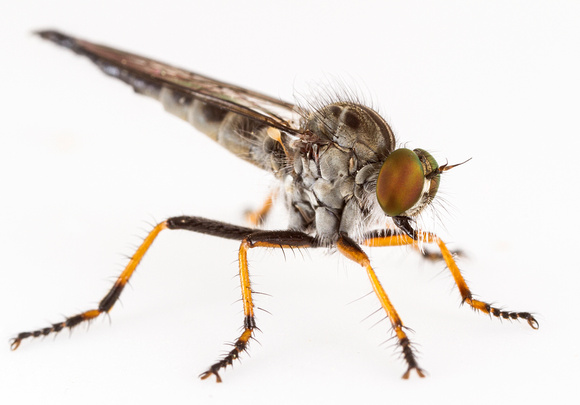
[284,102,396,244]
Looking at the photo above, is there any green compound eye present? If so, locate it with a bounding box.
[376,148,426,217]
[415,148,441,198]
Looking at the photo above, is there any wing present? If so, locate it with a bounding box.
[37,30,303,136]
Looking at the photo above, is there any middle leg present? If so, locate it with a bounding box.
[245,191,276,227]
[337,233,425,379]
[197,229,319,382]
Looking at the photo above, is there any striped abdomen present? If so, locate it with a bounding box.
[122,78,287,173]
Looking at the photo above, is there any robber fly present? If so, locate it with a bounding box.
[11,31,538,382]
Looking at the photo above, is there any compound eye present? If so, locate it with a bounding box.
[376,148,425,216]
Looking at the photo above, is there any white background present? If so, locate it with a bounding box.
[1,1,579,404]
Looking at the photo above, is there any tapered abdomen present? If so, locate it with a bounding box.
[136,83,286,173]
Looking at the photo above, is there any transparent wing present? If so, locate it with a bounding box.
[37,30,303,135]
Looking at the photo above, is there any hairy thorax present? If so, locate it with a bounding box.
[283,102,395,243]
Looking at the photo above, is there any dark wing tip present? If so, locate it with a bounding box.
[34,30,78,51]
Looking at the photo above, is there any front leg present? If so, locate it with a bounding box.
[363,230,538,329]
[363,229,463,262]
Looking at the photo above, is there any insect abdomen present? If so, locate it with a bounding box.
[157,87,285,172]
[36,31,287,174]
